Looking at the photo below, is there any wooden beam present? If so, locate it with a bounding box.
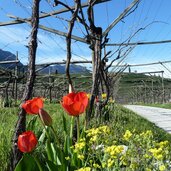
[136,71,164,74]
[102,0,140,37]
[0,60,20,64]
[0,0,111,27]
[110,60,171,67]
[106,39,171,46]
[39,24,86,43]
[32,60,92,67]
[7,15,87,43]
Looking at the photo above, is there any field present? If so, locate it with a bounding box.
[1,102,171,170]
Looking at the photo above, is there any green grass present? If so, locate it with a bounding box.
[1,102,171,170]
[0,107,18,171]
[135,103,171,109]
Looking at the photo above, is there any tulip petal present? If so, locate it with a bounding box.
[22,97,44,114]
[61,91,88,116]
[62,95,74,106]
[18,131,38,153]
[72,102,85,115]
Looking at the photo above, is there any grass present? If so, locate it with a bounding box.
[143,103,171,109]
[1,102,171,170]
[0,107,18,171]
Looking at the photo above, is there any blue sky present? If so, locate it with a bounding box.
[1,0,171,78]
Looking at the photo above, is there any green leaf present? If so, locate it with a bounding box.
[64,135,72,155]
[46,140,54,162]
[62,114,67,135]
[46,160,59,171]
[14,154,39,171]
[38,128,46,143]
[27,116,38,131]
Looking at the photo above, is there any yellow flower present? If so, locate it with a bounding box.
[76,167,91,171]
[102,162,106,168]
[143,154,151,159]
[130,163,138,169]
[90,135,97,143]
[159,165,166,171]
[123,130,132,141]
[145,168,152,171]
[105,145,124,158]
[65,156,70,160]
[98,125,110,134]
[149,147,163,160]
[159,141,169,147]
[78,154,84,160]
[87,93,91,99]
[74,141,86,153]
[107,158,114,168]
[93,163,101,169]
[156,154,163,160]
[102,93,107,99]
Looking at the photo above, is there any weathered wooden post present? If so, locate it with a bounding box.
[14,51,18,106]
[161,71,165,103]
[10,0,40,170]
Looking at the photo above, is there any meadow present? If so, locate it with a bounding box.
[1,100,171,170]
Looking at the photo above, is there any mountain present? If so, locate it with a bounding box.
[38,64,90,74]
[0,49,23,69]
[0,49,90,74]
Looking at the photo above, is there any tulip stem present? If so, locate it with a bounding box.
[76,116,80,141]
[38,115,51,140]
[70,116,74,139]
[34,156,43,171]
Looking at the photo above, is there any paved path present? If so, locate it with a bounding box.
[124,105,171,134]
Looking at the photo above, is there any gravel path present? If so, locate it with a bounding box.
[124,105,171,134]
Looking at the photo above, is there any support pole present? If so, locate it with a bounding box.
[161,71,165,103]
[14,52,18,106]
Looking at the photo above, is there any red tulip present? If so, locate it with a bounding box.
[61,92,88,116]
[17,131,38,153]
[22,97,43,114]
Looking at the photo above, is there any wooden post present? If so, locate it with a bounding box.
[14,51,18,106]
[11,0,40,169]
[49,67,52,103]
[161,71,165,103]
[151,79,154,103]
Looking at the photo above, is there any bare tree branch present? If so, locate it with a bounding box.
[65,0,80,92]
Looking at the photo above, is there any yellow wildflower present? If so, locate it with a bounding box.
[107,158,114,168]
[143,154,151,159]
[102,93,107,99]
[159,165,166,171]
[93,163,101,169]
[74,142,86,153]
[76,167,91,171]
[123,130,132,141]
[145,168,152,171]
[87,93,91,99]
[130,163,138,169]
[65,156,70,160]
[156,154,163,160]
[78,154,84,160]
[159,141,169,148]
[102,162,106,168]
